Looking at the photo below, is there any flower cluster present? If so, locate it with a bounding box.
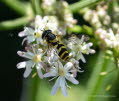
[17,2,95,96]
[82,3,119,68]
[42,0,76,29]
[96,28,119,50]
[83,5,110,29]
[83,4,119,32]
[17,15,95,96]
[83,4,119,48]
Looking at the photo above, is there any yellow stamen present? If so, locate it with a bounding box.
[33,55,41,63]
[34,32,42,38]
[59,68,66,76]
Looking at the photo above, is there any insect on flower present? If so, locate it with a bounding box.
[42,29,70,61]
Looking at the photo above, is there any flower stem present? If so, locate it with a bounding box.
[1,0,32,15]
[0,16,33,31]
[69,0,108,12]
[31,0,43,15]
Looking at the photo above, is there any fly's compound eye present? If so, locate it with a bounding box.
[42,30,52,39]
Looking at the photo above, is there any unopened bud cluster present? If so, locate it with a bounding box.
[82,3,119,68]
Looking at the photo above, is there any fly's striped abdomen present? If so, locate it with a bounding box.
[56,43,69,61]
[49,39,59,47]
[47,38,69,61]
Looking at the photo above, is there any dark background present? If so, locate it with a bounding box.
[0,2,23,101]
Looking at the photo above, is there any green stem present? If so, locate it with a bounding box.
[31,0,43,15]
[1,0,32,15]
[0,16,33,30]
[69,0,108,12]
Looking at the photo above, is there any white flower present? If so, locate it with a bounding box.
[67,35,95,63]
[59,1,76,28]
[83,5,111,29]
[35,15,58,33]
[18,27,43,44]
[18,16,59,44]
[95,28,119,50]
[44,61,79,96]
[17,48,44,79]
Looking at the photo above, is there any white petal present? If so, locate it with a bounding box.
[24,67,32,78]
[87,42,93,47]
[43,72,54,77]
[17,61,26,69]
[18,31,27,37]
[44,67,58,77]
[89,49,95,54]
[65,74,79,84]
[17,51,24,57]
[17,51,34,59]
[35,15,42,28]
[27,36,35,43]
[58,61,63,69]
[23,51,34,59]
[36,64,43,79]
[77,52,86,63]
[51,77,60,96]
[60,77,67,96]
[64,62,73,71]
[61,85,67,96]
[18,27,34,37]
[25,27,35,35]
[23,60,34,78]
[80,53,86,63]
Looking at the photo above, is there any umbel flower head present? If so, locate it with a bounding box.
[17,14,95,96]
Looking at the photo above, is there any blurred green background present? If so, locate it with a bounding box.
[0,0,119,101]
